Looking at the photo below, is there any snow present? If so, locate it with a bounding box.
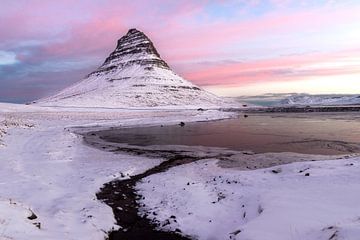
[0,122,160,240]
[280,93,360,106]
[2,101,360,240]
[0,103,235,239]
[0,102,46,113]
[35,64,235,108]
[0,199,42,239]
[136,156,360,240]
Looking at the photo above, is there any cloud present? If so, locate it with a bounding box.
[0,51,18,65]
[183,48,360,86]
[1,0,360,102]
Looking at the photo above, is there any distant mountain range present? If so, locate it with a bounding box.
[236,93,360,106]
[280,94,360,106]
[35,29,231,108]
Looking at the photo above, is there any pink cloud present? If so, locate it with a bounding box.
[7,0,209,62]
[43,0,207,58]
[43,18,127,58]
[4,0,360,64]
[0,0,89,44]
[183,48,360,86]
[2,0,360,102]
[159,4,360,63]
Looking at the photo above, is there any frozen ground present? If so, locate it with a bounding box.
[1,102,360,240]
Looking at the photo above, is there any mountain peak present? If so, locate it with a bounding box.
[91,28,168,76]
[35,29,230,108]
[115,28,154,52]
[127,28,141,35]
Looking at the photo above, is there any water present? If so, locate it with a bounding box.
[98,113,360,155]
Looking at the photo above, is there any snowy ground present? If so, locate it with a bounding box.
[136,156,360,240]
[1,102,360,240]
[0,103,233,239]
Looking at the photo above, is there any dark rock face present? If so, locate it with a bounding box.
[115,29,162,58]
[89,29,170,77]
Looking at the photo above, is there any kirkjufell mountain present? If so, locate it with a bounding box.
[35,28,231,108]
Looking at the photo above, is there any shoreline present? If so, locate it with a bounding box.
[1,105,360,240]
[86,112,360,156]
[82,120,358,239]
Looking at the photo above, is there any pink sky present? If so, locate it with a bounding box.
[1,0,360,102]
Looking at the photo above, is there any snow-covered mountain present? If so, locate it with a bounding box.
[35,28,230,108]
[280,93,360,106]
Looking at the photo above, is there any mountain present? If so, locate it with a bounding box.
[280,93,360,106]
[35,28,230,108]
[235,93,296,107]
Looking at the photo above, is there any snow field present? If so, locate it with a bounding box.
[0,105,235,239]
[136,157,360,240]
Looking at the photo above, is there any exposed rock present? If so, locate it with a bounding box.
[27,211,37,220]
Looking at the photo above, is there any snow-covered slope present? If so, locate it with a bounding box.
[280,94,360,106]
[35,29,230,108]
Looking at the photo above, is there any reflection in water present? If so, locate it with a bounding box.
[100,113,360,155]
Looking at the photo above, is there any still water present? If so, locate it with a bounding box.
[99,113,360,155]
